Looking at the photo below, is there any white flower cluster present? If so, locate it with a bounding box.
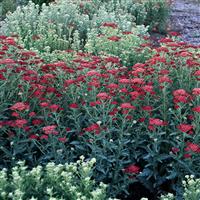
[0,156,116,200]
[158,175,200,200]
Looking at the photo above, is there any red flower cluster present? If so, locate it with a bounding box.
[10,102,29,111]
[42,125,58,135]
[177,124,193,134]
[102,22,118,29]
[123,164,140,174]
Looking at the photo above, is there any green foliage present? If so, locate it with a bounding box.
[144,0,170,33]
[0,157,117,200]
[31,0,53,6]
[85,24,154,66]
[1,35,200,199]
[128,0,170,33]
[0,0,16,18]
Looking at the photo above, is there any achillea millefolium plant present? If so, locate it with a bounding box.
[0,34,200,198]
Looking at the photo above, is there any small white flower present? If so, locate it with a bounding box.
[46,187,53,195]
[80,155,85,161]
[96,121,102,125]
[56,149,63,154]
[1,192,6,197]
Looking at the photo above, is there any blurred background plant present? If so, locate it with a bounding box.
[0,0,16,18]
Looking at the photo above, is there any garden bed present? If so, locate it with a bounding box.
[0,1,200,200]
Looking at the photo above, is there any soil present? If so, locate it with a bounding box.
[169,0,200,45]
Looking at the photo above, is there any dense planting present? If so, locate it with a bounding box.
[0,34,200,199]
[0,0,200,199]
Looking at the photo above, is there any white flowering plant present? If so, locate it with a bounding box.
[159,175,200,200]
[0,157,117,200]
[0,0,170,56]
[85,23,154,66]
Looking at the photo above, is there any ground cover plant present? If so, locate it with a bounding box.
[0,32,200,199]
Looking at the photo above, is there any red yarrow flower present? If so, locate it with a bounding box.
[192,106,200,113]
[96,92,111,100]
[171,147,180,154]
[90,100,102,107]
[29,134,39,140]
[173,89,188,96]
[102,22,118,29]
[119,78,130,84]
[185,142,200,153]
[42,125,58,135]
[142,106,153,112]
[29,112,36,117]
[49,104,60,112]
[69,103,79,109]
[39,102,49,108]
[108,36,121,42]
[15,119,28,128]
[40,135,48,140]
[123,164,140,174]
[149,118,167,126]
[0,73,6,80]
[58,136,67,143]
[194,70,200,76]
[10,102,29,111]
[11,112,20,118]
[158,76,173,84]
[84,123,101,134]
[192,88,200,96]
[32,119,43,125]
[120,103,136,110]
[106,83,119,89]
[0,58,16,65]
[177,124,193,133]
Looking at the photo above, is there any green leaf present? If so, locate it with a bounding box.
[166,171,177,180]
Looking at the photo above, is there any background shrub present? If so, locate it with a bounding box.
[0,0,16,18]
[85,23,153,66]
[0,0,170,55]
[0,0,134,53]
